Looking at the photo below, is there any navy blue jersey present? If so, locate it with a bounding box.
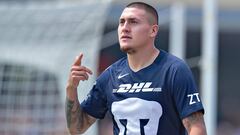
[81,50,204,135]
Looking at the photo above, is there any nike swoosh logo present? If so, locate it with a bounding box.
[118,73,129,79]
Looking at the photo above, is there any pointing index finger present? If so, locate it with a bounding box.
[73,53,83,66]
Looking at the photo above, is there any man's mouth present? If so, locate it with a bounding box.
[121,35,132,39]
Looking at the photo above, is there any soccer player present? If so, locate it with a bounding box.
[65,2,207,135]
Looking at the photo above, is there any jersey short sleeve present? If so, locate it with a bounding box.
[80,71,109,119]
[170,61,204,119]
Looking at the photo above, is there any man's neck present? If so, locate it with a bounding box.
[127,46,160,72]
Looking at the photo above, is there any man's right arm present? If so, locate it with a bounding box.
[66,86,96,135]
[65,53,96,135]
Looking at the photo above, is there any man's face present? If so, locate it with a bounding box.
[118,7,153,53]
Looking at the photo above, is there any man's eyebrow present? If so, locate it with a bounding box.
[119,17,139,21]
[128,18,138,21]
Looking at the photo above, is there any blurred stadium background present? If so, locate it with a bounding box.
[0,0,239,135]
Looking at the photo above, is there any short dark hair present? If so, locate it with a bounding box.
[126,2,158,25]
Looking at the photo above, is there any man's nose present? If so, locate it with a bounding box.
[122,22,130,33]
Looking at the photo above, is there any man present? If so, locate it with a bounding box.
[66,2,207,135]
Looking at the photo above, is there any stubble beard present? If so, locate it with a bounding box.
[120,45,136,54]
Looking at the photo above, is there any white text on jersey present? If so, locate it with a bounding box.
[187,93,201,105]
[113,82,162,93]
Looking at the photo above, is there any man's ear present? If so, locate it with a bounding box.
[150,24,159,38]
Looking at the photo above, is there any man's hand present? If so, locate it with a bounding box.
[65,53,96,135]
[66,53,93,100]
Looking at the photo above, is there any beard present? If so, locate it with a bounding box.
[120,45,136,54]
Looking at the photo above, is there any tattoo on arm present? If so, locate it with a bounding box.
[65,98,74,128]
[65,98,96,134]
[182,111,207,135]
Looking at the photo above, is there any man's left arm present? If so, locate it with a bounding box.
[182,111,207,135]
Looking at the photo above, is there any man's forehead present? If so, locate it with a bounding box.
[120,7,146,19]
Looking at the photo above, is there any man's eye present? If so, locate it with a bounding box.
[119,20,125,24]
